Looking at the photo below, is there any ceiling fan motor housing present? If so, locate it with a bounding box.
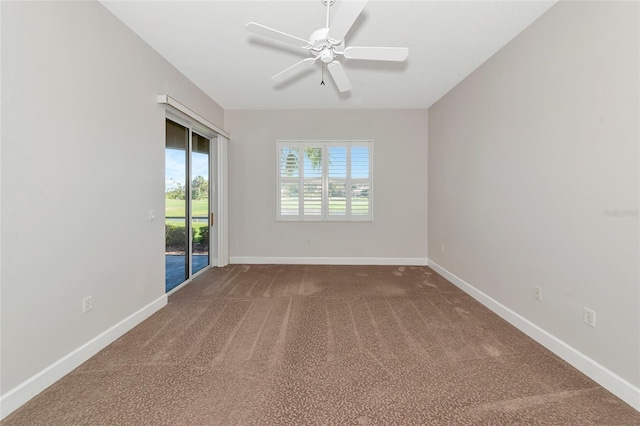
[319,49,334,63]
[310,28,343,63]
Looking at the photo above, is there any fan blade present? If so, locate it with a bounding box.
[272,58,317,82]
[327,61,352,92]
[246,22,310,49]
[327,0,368,44]
[343,46,408,62]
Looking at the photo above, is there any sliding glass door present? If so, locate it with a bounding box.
[165,118,214,292]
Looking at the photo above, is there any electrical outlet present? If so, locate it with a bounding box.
[83,296,93,313]
[441,244,445,253]
[533,286,542,301]
[583,308,596,327]
[306,238,311,245]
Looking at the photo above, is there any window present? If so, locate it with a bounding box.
[277,140,373,221]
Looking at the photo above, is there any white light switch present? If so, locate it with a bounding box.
[149,210,156,221]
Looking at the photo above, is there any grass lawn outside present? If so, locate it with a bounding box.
[165,199,210,239]
[166,198,209,217]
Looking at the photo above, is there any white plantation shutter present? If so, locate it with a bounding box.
[279,146,300,217]
[303,147,323,218]
[328,146,347,217]
[350,144,371,219]
[277,140,372,221]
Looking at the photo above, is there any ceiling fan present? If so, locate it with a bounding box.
[246,0,408,93]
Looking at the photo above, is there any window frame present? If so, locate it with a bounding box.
[276,140,373,222]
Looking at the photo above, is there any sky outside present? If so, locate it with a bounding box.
[166,149,209,190]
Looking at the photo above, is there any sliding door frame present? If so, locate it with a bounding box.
[164,107,229,294]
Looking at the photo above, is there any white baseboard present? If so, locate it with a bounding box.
[0,294,167,420]
[230,256,429,266]
[427,259,640,412]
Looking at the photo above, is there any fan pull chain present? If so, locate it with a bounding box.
[321,63,325,86]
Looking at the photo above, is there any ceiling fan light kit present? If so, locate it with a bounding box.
[246,0,409,93]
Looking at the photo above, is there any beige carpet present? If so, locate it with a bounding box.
[3,264,640,425]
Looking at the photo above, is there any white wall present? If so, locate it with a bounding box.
[428,0,639,407]
[0,0,224,415]
[225,109,428,264]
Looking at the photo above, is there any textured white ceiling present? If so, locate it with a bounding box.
[101,0,557,110]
